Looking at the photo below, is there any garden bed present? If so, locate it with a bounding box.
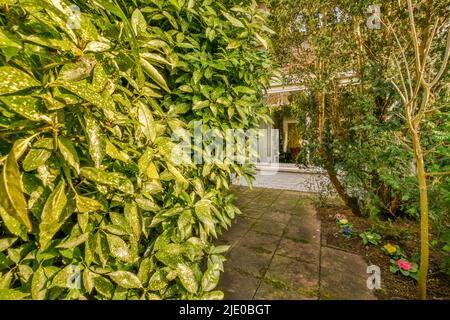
[315,202,450,300]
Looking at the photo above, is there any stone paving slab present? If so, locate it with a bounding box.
[234,171,331,193]
[240,230,280,255]
[216,186,378,300]
[319,247,378,300]
[226,247,272,279]
[217,269,259,300]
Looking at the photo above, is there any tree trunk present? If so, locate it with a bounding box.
[325,164,362,216]
[317,91,325,144]
[411,127,429,300]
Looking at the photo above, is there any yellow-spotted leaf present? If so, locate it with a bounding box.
[140,57,170,93]
[58,137,80,174]
[109,271,142,289]
[0,67,40,95]
[0,289,30,300]
[125,201,142,240]
[80,167,134,194]
[38,179,68,249]
[106,234,131,263]
[75,195,102,213]
[137,101,156,143]
[1,152,32,232]
[176,262,198,294]
[105,141,130,163]
[0,96,51,122]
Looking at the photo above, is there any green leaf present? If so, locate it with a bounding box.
[94,276,114,299]
[106,234,131,263]
[194,200,215,236]
[80,167,134,194]
[125,201,142,240]
[58,136,80,174]
[0,96,51,122]
[0,289,30,300]
[84,41,111,53]
[142,181,163,194]
[0,67,40,95]
[176,262,198,294]
[193,70,202,85]
[201,267,220,292]
[254,33,268,50]
[135,196,159,212]
[145,162,160,180]
[109,271,142,289]
[147,270,167,291]
[140,53,172,67]
[0,238,17,252]
[0,152,32,232]
[22,148,52,172]
[0,270,13,289]
[0,27,22,49]
[137,101,156,143]
[140,58,170,93]
[39,179,68,249]
[155,249,184,268]
[84,115,105,168]
[56,232,89,249]
[102,224,128,237]
[0,205,28,241]
[51,264,80,288]
[222,11,245,28]
[193,100,210,110]
[82,269,96,294]
[131,9,147,36]
[11,135,38,161]
[75,195,102,213]
[105,141,130,163]
[137,257,154,286]
[167,163,188,185]
[78,212,90,235]
[58,57,96,82]
[18,264,33,283]
[31,267,47,300]
[201,291,224,300]
[59,81,117,122]
[211,245,229,254]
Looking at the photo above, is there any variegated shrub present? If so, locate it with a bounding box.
[0,0,273,299]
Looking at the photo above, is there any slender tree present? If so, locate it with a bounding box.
[387,0,449,299]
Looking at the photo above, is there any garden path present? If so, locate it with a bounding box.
[216,186,377,300]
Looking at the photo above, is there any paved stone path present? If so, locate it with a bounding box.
[234,170,331,193]
[216,186,377,300]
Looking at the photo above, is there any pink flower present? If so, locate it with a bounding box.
[397,259,412,271]
[335,214,346,220]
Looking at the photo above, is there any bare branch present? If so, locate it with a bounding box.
[429,30,450,88]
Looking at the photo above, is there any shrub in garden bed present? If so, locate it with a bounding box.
[0,0,273,299]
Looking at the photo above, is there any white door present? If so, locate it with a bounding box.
[257,120,279,164]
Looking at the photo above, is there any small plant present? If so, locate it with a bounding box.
[383,243,404,260]
[390,258,419,281]
[339,222,354,239]
[359,231,382,246]
[341,225,355,239]
[334,214,354,238]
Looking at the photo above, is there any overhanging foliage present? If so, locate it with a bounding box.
[0,0,273,299]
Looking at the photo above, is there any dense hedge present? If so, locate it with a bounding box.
[0,0,273,299]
